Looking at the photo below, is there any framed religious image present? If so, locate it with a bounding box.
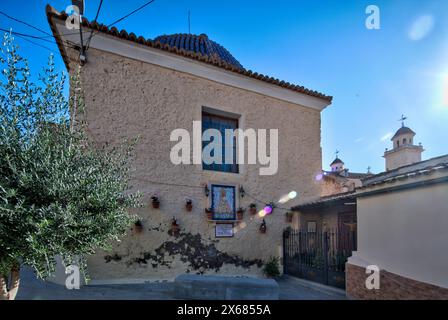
[215,223,234,238]
[211,184,236,220]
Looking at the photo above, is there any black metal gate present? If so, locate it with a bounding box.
[283,227,356,289]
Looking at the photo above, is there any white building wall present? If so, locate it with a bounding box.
[351,176,448,288]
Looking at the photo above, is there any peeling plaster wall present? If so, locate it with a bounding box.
[68,47,323,283]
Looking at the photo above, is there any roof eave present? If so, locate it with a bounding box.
[45,5,333,105]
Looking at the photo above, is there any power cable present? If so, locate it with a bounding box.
[11,33,57,53]
[84,0,156,51]
[0,10,52,37]
[85,0,104,50]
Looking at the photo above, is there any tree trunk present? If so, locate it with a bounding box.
[0,266,20,300]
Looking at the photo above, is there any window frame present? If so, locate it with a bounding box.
[201,110,239,174]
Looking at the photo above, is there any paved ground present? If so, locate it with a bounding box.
[16,268,346,300]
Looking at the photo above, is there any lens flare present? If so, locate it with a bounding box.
[443,74,448,107]
[264,205,273,215]
[258,209,267,217]
[279,190,298,204]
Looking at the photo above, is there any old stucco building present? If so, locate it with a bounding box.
[294,121,448,298]
[47,5,332,283]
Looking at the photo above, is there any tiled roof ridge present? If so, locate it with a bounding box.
[294,162,448,209]
[359,162,448,188]
[45,5,332,103]
[361,154,448,182]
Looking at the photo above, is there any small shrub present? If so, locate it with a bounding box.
[263,256,280,278]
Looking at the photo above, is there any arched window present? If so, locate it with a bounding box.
[403,138,407,145]
[397,140,400,148]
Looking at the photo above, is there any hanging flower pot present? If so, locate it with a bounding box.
[236,207,245,220]
[168,216,180,237]
[134,220,143,233]
[205,208,213,220]
[185,198,193,212]
[259,219,267,234]
[151,195,160,209]
[249,203,257,215]
[285,211,293,223]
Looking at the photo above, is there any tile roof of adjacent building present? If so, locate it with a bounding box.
[294,155,448,209]
[361,154,448,186]
[45,5,332,103]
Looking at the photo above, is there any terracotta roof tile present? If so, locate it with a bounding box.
[45,5,332,103]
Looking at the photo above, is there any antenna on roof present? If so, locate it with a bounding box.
[188,10,191,34]
[335,150,339,159]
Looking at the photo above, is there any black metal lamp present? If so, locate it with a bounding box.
[204,184,210,197]
[239,186,245,198]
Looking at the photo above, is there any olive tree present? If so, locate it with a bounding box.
[0,33,139,300]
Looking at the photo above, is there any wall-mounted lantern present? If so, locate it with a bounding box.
[169,216,180,237]
[239,186,245,198]
[204,184,210,197]
[259,219,267,233]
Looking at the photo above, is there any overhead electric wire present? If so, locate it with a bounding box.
[85,0,104,50]
[84,0,156,51]
[12,33,57,53]
[106,0,156,28]
[0,28,56,43]
[0,10,53,37]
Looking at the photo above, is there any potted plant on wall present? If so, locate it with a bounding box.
[151,194,160,209]
[185,198,193,212]
[205,207,214,220]
[236,207,245,220]
[285,211,293,223]
[134,220,143,233]
[249,203,257,215]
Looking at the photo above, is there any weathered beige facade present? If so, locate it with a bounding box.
[47,6,332,283]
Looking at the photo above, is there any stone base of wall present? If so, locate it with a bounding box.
[346,263,448,300]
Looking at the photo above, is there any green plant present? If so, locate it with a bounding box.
[263,256,280,278]
[0,33,140,299]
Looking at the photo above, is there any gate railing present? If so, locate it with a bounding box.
[283,227,356,289]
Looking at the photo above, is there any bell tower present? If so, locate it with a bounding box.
[384,115,424,171]
[330,150,345,172]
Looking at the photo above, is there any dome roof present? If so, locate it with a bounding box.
[153,33,244,70]
[330,157,344,166]
[391,126,415,140]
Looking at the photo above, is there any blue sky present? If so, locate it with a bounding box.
[1,0,447,173]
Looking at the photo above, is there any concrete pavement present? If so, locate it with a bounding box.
[16,268,346,300]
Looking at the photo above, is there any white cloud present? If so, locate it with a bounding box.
[354,137,364,143]
[408,15,434,41]
[380,132,393,141]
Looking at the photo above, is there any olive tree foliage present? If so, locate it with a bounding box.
[0,33,140,299]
